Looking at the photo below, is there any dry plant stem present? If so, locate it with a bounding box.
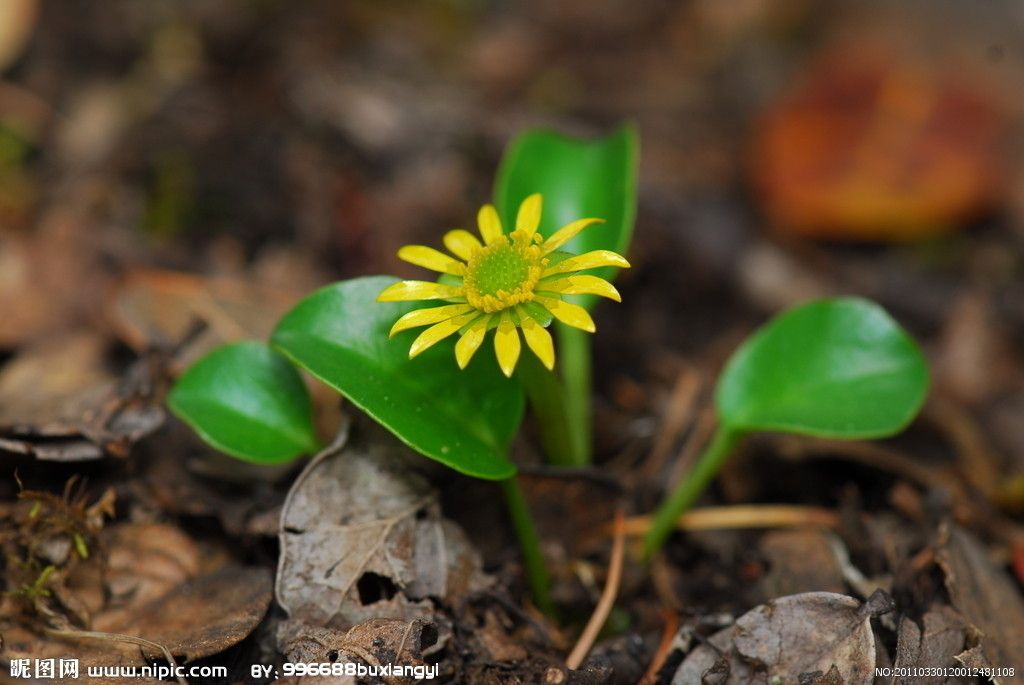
[620,504,840,537]
[639,366,701,481]
[638,609,680,685]
[643,424,744,561]
[44,628,187,685]
[566,510,626,670]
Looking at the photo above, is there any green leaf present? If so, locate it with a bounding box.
[271,276,522,480]
[495,124,639,309]
[715,298,930,438]
[168,341,319,463]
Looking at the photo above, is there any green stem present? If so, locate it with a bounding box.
[500,476,555,615]
[642,424,745,561]
[516,352,577,466]
[555,323,592,466]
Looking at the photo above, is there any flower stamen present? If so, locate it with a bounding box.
[463,230,547,313]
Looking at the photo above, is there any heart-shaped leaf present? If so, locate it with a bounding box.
[716,297,929,438]
[271,276,522,480]
[168,341,319,463]
[495,124,639,309]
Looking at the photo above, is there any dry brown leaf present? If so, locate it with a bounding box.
[673,592,879,684]
[759,529,846,598]
[0,332,164,461]
[935,526,1024,684]
[278,617,442,685]
[276,425,489,637]
[109,268,306,369]
[893,605,973,685]
[100,565,272,662]
[752,45,1003,241]
[0,212,109,348]
[2,522,271,671]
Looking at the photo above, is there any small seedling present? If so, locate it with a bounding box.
[642,297,930,559]
[168,125,639,614]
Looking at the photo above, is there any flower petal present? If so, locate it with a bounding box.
[397,245,466,275]
[541,218,604,254]
[409,312,479,358]
[477,204,504,245]
[537,274,621,301]
[520,314,554,370]
[443,229,482,261]
[389,304,474,337]
[535,296,596,333]
[541,250,630,277]
[377,280,464,302]
[494,311,521,377]
[455,315,490,369]
[515,193,543,238]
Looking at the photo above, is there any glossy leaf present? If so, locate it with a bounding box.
[495,124,639,309]
[168,341,319,463]
[271,276,522,480]
[716,298,929,438]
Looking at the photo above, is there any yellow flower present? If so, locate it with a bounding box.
[377,194,629,377]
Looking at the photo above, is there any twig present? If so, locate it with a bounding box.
[619,504,840,537]
[640,366,701,481]
[664,408,717,488]
[637,609,679,685]
[566,510,626,670]
[44,628,188,685]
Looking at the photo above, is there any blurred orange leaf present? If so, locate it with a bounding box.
[752,47,1004,241]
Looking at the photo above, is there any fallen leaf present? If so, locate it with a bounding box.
[759,529,846,598]
[752,45,1003,241]
[2,523,271,670]
[278,617,442,685]
[673,592,879,684]
[98,565,273,661]
[935,526,1024,683]
[276,423,490,634]
[894,605,973,684]
[0,332,164,461]
[109,268,306,370]
[0,214,109,348]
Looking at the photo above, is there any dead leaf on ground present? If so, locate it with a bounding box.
[109,268,307,370]
[759,529,846,598]
[934,526,1024,683]
[0,332,164,461]
[935,293,1018,406]
[278,617,441,685]
[0,214,109,348]
[893,604,974,685]
[752,44,1003,241]
[138,443,288,538]
[1,522,271,670]
[276,424,490,643]
[673,592,883,684]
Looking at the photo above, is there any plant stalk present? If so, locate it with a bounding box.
[555,323,592,466]
[516,352,578,466]
[500,476,555,615]
[642,424,744,561]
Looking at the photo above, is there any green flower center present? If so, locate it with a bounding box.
[472,244,530,295]
[463,234,546,313]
